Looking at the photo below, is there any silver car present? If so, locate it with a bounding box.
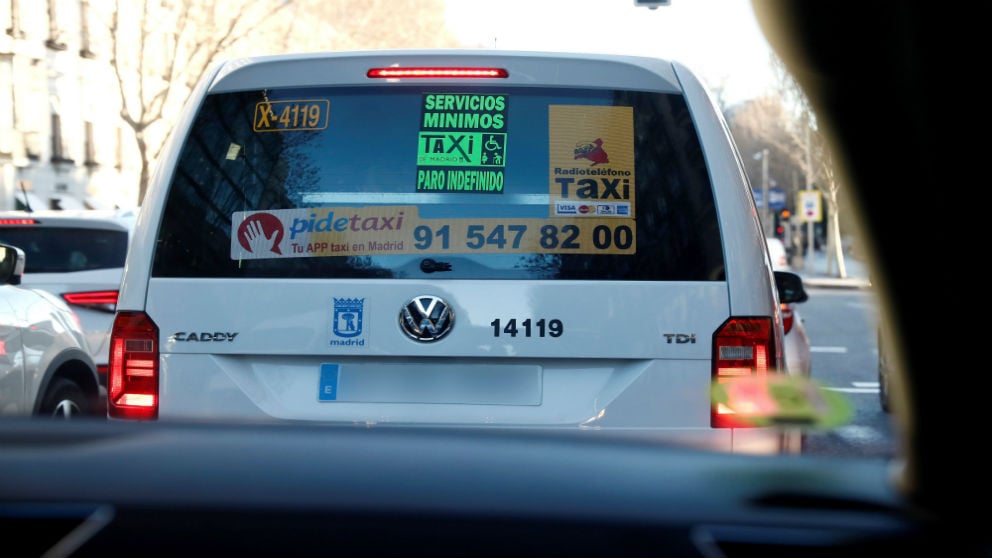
[766,237,811,378]
[0,243,101,417]
[0,208,136,389]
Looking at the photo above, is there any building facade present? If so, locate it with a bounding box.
[1,0,139,211]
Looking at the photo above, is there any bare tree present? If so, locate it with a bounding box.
[729,57,851,278]
[769,56,849,278]
[728,94,803,238]
[100,0,295,205]
[100,0,457,206]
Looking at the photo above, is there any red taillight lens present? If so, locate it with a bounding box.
[711,316,779,428]
[62,290,119,312]
[108,311,158,420]
[0,218,38,225]
[780,303,794,335]
[366,67,508,79]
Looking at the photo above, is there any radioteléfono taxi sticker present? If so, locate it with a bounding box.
[231,206,636,259]
[548,105,635,218]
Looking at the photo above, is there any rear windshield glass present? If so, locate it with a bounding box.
[0,227,128,273]
[153,86,723,281]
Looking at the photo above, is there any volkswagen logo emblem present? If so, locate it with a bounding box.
[399,295,454,342]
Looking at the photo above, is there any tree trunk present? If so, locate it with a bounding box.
[830,207,847,278]
[136,134,149,206]
[823,189,847,278]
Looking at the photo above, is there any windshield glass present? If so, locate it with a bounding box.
[2,1,957,554]
[0,0,891,464]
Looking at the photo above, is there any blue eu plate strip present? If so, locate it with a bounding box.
[319,363,339,401]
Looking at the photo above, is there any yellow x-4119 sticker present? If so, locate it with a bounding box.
[253,99,329,132]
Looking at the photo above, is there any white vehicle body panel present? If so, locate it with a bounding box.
[149,280,728,428]
[783,312,812,377]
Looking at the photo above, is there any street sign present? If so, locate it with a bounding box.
[753,187,786,210]
[768,188,786,210]
[798,190,822,222]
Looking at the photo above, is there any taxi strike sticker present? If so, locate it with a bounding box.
[415,93,508,193]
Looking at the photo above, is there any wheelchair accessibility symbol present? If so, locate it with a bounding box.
[480,134,506,167]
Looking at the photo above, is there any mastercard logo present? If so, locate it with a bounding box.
[578,205,594,214]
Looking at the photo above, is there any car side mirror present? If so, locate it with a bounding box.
[0,243,26,286]
[774,270,808,304]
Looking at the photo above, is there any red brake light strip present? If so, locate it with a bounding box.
[367,67,508,78]
[62,290,119,306]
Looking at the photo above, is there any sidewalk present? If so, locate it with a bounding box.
[790,248,871,289]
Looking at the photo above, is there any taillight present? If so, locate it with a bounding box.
[62,290,119,313]
[780,303,794,335]
[366,67,508,79]
[711,316,779,428]
[0,218,38,225]
[108,311,158,420]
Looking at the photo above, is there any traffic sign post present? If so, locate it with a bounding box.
[798,190,821,222]
[798,189,821,269]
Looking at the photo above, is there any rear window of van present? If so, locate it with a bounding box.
[153,86,724,281]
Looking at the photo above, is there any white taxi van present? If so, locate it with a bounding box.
[111,50,807,453]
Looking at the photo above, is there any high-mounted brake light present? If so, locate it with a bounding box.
[108,311,159,420]
[367,67,508,79]
[62,290,119,312]
[711,316,779,428]
[0,218,38,225]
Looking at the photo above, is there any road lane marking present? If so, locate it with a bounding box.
[810,346,848,353]
[826,382,879,394]
[835,425,884,443]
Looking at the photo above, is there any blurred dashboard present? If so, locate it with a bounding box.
[0,419,958,557]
